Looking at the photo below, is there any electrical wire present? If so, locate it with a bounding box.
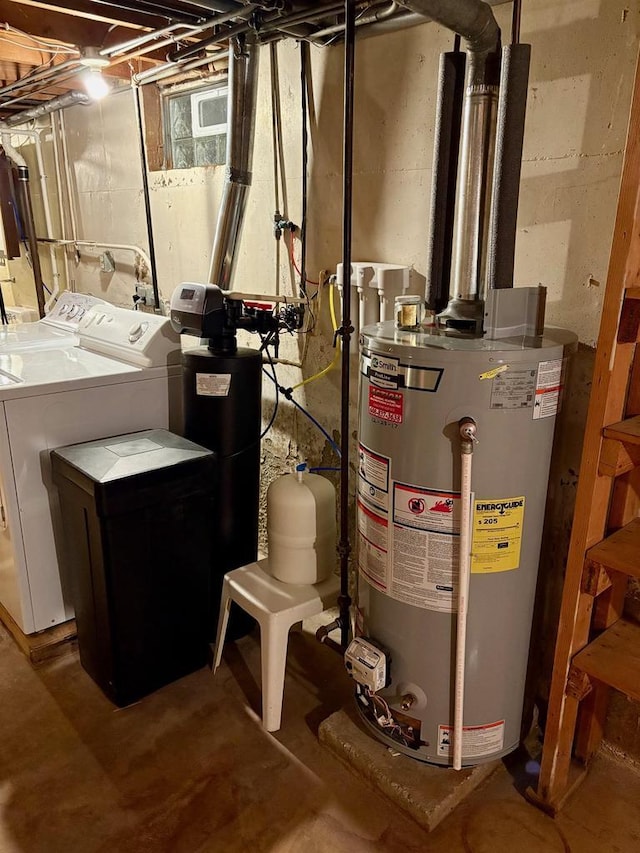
[0,35,72,55]
[3,24,80,52]
[288,231,318,287]
[291,280,340,390]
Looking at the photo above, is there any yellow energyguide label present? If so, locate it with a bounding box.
[471,496,525,573]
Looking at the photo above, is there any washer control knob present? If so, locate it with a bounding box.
[128,322,144,342]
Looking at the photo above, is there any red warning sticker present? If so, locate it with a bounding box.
[368,386,404,424]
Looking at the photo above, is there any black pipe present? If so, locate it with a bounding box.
[486,43,530,291]
[425,49,466,313]
[134,88,161,311]
[338,0,356,652]
[15,166,46,318]
[511,0,522,44]
[299,40,310,297]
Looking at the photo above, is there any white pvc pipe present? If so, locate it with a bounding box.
[63,240,153,277]
[51,113,71,295]
[453,438,474,771]
[58,111,78,247]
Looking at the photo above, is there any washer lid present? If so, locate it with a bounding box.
[0,346,140,399]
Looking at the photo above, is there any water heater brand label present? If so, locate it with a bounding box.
[437,720,505,758]
[369,353,399,389]
[471,496,525,573]
[196,373,231,397]
[533,358,563,419]
[368,386,403,424]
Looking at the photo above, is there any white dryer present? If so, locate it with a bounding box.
[0,303,182,635]
[0,291,107,352]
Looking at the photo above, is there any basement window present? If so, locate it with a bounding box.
[166,83,228,169]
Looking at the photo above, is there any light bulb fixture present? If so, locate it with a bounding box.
[83,68,110,101]
[78,46,110,69]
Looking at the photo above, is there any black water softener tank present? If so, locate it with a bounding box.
[182,346,261,637]
[171,283,262,639]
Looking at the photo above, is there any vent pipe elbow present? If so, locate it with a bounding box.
[396,0,499,55]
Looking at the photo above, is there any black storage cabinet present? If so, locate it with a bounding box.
[51,429,216,707]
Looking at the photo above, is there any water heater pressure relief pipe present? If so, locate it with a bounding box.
[454,416,477,770]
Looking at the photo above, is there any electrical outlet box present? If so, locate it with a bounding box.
[100,251,115,274]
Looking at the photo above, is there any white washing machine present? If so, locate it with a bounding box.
[0,303,182,634]
[0,291,107,352]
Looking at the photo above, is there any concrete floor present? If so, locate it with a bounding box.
[1,617,640,853]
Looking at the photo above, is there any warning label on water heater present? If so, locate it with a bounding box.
[471,496,525,573]
[368,386,404,425]
[437,720,505,758]
[533,358,563,420]
[389,483,461,613]
[357,500,388,591]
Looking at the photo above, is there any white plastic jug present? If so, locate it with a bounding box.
[267,465,336,584]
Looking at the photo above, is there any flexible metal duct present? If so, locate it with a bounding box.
[396,0,499,55]
[5,91,90,127]
[208,38,259,289]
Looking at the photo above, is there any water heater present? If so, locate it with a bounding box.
[353,321,576,765]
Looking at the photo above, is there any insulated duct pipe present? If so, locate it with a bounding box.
[4,91,91,127]
[208,38,259,289]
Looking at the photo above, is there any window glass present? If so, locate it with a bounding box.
[165,82,227,169]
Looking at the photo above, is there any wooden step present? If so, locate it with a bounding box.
[603,415,640,445]
[599,417,640,476]
[585,517,640,579]
[572,618,640,701]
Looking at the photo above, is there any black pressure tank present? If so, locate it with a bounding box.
[182,346,262,638]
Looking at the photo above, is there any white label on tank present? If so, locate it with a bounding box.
[369,353,399,389]
[490,367,536,409]
[388,483,461,613]
[357,500,388,591]
[437,720,505,758]
[196,373,231,397]
[358,443,390,512]
[533,358,563,420]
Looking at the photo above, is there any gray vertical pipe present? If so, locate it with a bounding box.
[208,38,259,288]
[425,50,466,313]
[16,166,46,318]
[486,43,531,290]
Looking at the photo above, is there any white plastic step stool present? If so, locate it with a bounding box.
[212,559,340,732]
